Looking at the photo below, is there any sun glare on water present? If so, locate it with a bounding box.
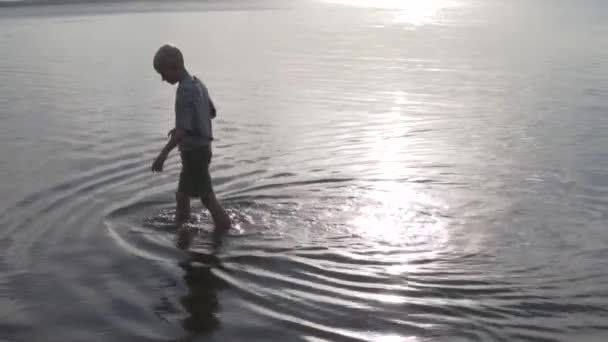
[325,0,461,25]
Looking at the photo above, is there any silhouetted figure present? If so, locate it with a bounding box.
[150,43,232,249]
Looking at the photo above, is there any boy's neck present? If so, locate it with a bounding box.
[177,68,191,83]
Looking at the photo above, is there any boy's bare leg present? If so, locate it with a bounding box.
[175,192,191,227]
[175,192,195,249]
[200,192,232,232]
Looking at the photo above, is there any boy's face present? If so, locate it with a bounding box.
[156,65,179,85]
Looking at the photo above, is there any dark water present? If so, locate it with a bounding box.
[1,0,608,341]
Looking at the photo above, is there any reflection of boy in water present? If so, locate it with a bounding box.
[150,44,231,246]
[179,255,222,334]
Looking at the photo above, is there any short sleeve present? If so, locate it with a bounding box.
[175,87,195,132]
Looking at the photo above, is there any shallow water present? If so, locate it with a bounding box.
[1,0,608,341]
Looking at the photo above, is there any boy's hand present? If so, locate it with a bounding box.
[151,152,168,172]
[152,127,182,173]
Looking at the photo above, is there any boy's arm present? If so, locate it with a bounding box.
[163,127,187,154]
[151,127,187,172]
[209,98,217,119]
[152,86,196,172]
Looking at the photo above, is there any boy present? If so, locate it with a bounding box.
[151,44,232,243]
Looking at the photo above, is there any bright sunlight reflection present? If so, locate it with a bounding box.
[325,0,460,25]
[342,90,450,278]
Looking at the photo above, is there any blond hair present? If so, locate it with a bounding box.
[153,44,184,71]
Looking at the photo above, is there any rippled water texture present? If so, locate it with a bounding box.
[1,0,608,341]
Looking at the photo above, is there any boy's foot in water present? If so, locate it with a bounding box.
[176,226,194,250]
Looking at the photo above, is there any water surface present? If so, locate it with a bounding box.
[1,0,608,341]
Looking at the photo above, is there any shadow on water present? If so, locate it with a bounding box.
[176,230,228,337]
